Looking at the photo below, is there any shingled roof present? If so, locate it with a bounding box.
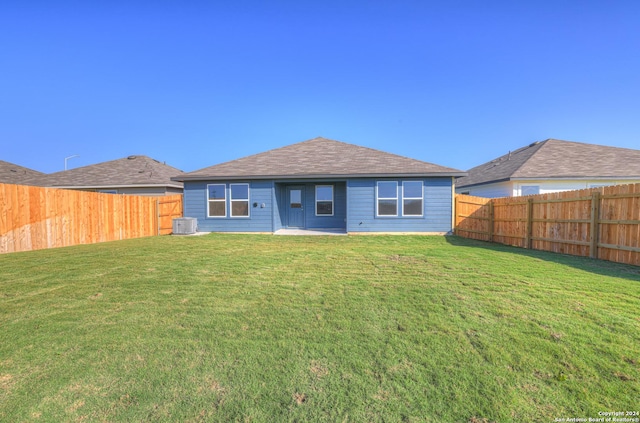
[175,137,465,181]
[457,139,640,188]
[0,160,44,185]
[29,155,184,189]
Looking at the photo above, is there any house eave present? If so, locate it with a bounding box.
[509,176,640,181]
[458,175,640,188]
[456,177,511,188]
[174,172,467,182]
[45,183,184,190]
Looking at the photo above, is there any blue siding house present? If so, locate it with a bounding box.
[173,138,466,234]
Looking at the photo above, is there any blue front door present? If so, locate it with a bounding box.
[287,186,304,228]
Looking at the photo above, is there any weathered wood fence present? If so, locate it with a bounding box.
[0,183,183,254]
[455,183,640,266]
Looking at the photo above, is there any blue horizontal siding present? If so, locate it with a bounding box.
[303,182,346,229]
[184,177,452,233]
[183,181,273,232]
[273,182,347,229]
[273,184,283,231]
[346,178,453,232]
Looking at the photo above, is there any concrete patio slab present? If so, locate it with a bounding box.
[274,229,347,236]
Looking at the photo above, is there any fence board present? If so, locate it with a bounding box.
[158,195,183,235]
[455,183,640,266]
[0,184,183,254]
[454,195,491,242]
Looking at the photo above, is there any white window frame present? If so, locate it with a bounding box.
[315,185,334,216]
[207,184,227,218]
[230,183,250,218]
[376,181,398,217]
[98,189,118,194]
[402,181,423,217]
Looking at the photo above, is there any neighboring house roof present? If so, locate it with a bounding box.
[174,137,466,181]
[457,139,640,188]
[26,155,184,189]
[0,160,44,184]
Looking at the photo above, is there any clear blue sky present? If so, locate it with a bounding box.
[2,1,639,174]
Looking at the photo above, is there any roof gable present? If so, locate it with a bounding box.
[457,139,640,187]
[176,137,465,181]
[514,139,640,178]
[0,160,44,185]
[29,155,184,188]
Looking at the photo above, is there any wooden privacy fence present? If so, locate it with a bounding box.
[0,183,183,254]
[455,183,640,266]
[158,195,183,235]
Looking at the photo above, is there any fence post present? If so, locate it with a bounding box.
[526,198,534,249]
[589,191,601,258]
[156,199,160,236]
[453,195,458,234]
[488,201,494,242]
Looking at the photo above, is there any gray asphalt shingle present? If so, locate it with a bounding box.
[27,155,183,188]
[457,139,640,188]
[0,160,44,185]
[175,137,465,181]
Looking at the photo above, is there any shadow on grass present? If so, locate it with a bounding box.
[446,235,640,282]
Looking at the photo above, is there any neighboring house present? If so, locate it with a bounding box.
[0,160,44,185]
[172,137,466,233]
[456,139,640,198]
[26,155,184,196]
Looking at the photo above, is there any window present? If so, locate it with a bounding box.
[207,184,226,217]
[290,189,302,208]
[521,185,540,196]
[315,185,333,216]
[377,181,398,216]
[98,190,117,194]
[230,183,250,217]
[402,181,423,216]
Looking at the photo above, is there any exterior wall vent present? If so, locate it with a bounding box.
[172,217,198,235]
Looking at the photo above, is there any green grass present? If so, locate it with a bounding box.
[1,235,638,422]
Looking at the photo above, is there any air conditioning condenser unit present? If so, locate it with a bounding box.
[172,217,198,235]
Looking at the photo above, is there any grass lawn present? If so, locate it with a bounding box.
[0,235,639,422]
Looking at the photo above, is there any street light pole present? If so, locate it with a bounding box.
[64,155,79,170]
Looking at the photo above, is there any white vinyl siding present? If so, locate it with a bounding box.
[521,185,540,196]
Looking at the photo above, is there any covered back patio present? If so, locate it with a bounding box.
[274,181,347,232]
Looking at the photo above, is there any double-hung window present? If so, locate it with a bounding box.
[207,184,226,217]
[315,185,334,216]
[230,183,250,217]
[377,181,398,216]
[402,181,423,216]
